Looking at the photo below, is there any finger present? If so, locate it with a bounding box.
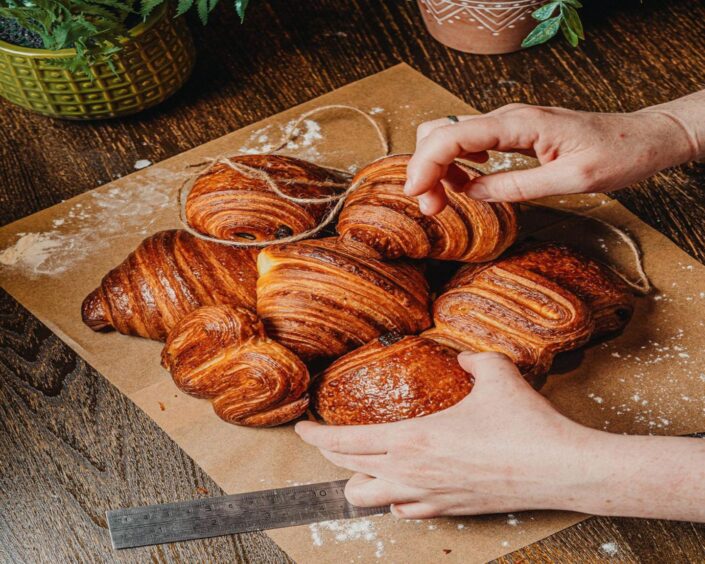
[463,160,586,202]
[319,449,389,475]
[405,116,514,197]
[457,351,527,392]
[418,185,448,216]
[344,474,424,507]
[416,115,485,145]
[390,502,441,520]
[295,421,390,454]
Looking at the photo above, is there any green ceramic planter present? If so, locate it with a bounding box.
[0,5,195,119]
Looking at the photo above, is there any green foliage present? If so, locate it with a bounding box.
[0,0,253,77]
[522,0,585,49]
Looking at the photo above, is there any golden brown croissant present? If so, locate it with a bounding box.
[161,305,309,427]
[314,332,473,425]
[424,243,633,380]
[185,154,349,242]
[81,230,258,341]
[256,237,432,361]
[337,154,518,262]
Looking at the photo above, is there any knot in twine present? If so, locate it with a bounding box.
[178,104,389,247]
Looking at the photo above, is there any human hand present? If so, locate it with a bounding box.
[405,104,698,214]
[296,352,601,519]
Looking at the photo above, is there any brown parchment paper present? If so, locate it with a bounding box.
[1,64,704,563]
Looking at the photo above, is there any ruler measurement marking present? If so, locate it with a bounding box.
[107,479,389,549]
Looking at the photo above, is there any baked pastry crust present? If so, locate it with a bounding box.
[162,305,309,427]
[425,243,633,380]
[337,154,518,262]
[314,333,472,425]
[256,237,432,361]
[81,229,258,341]
[186,154,348,242]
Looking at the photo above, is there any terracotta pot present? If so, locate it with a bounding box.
[417,0,545,55]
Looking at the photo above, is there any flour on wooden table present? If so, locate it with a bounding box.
[600,541,620,556]
[0,167,183,278]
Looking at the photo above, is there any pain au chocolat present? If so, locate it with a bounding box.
[314,243,633,425]
[162,305,309,426]
[337,154,518,262]
[424,243,634,380]
[185,154,348,242]
[81,230,258,341]
[256,237,432,361]
[314,333,473,425]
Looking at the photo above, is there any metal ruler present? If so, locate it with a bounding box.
[107,479,389,549]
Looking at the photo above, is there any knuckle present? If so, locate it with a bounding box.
[513,105,545,121]
[498,173,529,201]
[500,102,528,112]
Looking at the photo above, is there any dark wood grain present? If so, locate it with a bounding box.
[1,0,705,562]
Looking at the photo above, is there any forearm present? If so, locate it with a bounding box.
[637,90,705,164]
[568,431,705,522]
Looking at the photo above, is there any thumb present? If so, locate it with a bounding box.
[464,161,584,202]
[457,351,528,393]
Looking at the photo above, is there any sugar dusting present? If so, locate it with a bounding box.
[0,167,184,278]
[309,517,385,558]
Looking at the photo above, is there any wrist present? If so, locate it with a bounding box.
[556,430,705,521]
[635,107,702,165]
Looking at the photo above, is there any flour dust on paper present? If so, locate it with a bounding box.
[0,168,185,278]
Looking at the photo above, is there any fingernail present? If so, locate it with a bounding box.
[465,181,490,200]
[457,351,476,362]
[403,178,416,195]
[418,198,430,214]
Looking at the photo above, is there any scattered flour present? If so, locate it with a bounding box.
[0,167,183,278]
[369,107,385,115]
[506,514,520,526]
[309,517,385,558]
[133,159,152,170]
[238,119,325,162]
[600,541,619,556]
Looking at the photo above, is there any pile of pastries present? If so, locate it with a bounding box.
[82,154,634,427]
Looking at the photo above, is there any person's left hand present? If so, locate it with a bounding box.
[296,352,602,519]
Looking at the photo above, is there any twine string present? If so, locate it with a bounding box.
[520,202,652,295]
[178,104,389,247]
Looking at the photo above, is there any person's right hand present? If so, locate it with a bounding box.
[405,104,698,215]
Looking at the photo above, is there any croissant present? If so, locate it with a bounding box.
[314,332,473,425]
[185,154,349,242]
[424,243,633,380]
[256,237,432,361]
[161,305,309,426]
[81,230,258,341]
[337,154,518,262]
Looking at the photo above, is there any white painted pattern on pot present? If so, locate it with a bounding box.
[420,0,544,35]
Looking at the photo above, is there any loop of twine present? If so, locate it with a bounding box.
[520,202,652,295]
[177,104,389,248]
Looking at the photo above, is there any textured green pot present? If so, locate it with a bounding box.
[0,5,195,119]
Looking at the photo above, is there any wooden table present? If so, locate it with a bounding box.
[2,1,704,561]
